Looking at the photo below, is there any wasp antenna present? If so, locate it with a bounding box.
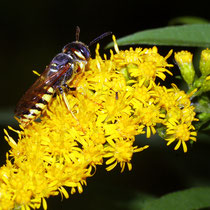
[89,31,112,46]
[75,26,80,41]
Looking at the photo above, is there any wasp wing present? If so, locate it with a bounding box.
[15,55,72,116]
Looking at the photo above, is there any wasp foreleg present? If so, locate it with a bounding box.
[60,89,79,122]
[63,83,77,91]
[58,86,64,94]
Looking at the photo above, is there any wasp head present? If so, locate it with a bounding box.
[62,41,91,61]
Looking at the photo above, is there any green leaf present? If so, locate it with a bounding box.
[107,24,210,48]
[194,96,210,113]
[168,16,209,25]
[127,193,156,210]
[0,108,16,125]
[142,187,210,210]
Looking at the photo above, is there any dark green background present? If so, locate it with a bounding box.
[0,0,210,209]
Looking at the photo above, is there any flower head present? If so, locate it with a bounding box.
[200,48,210,76]
[165,119,197,153]
[175,51,195,85]
[0,36,198,209]
[104,137,149,172]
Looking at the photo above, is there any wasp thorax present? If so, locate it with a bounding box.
[62,41,91,61]
[50,53,73,70]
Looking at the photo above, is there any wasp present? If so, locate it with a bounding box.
[15,27,111,127]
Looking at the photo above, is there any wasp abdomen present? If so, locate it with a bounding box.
[19,86,54,126]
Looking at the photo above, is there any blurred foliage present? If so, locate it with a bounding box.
[168,16,209,25]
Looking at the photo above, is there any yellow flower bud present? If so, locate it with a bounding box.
[174,51,195,85]
[200,48,210,76]
[201,76,210,92]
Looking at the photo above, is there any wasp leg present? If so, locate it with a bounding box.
[59,86,64,94]
[63,83,76,91]
[115,91,119,100]
[62,91,79,121]
[62,91,85,133]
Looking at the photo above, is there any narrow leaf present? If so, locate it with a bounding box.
[107,24,210,48]
[168,16,209,25]
[142,187,210,210]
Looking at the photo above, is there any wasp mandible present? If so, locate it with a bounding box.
[15,26,111,127]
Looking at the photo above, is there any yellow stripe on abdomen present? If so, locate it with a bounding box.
[42,93,52,103]
[20,87,54,127]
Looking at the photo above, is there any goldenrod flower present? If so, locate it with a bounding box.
[200,48,210,76]
[175,51,195,85]
[0,36,198,209]
[104,137,149,172]
[165,119,197,153]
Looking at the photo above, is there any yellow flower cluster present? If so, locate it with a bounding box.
[0,36,198,209]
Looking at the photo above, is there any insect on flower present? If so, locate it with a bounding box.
[15,26,112,127]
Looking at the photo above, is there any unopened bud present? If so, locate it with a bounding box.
[199,49,210,76]
[175,51,195,85]
[201,76,210,93]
